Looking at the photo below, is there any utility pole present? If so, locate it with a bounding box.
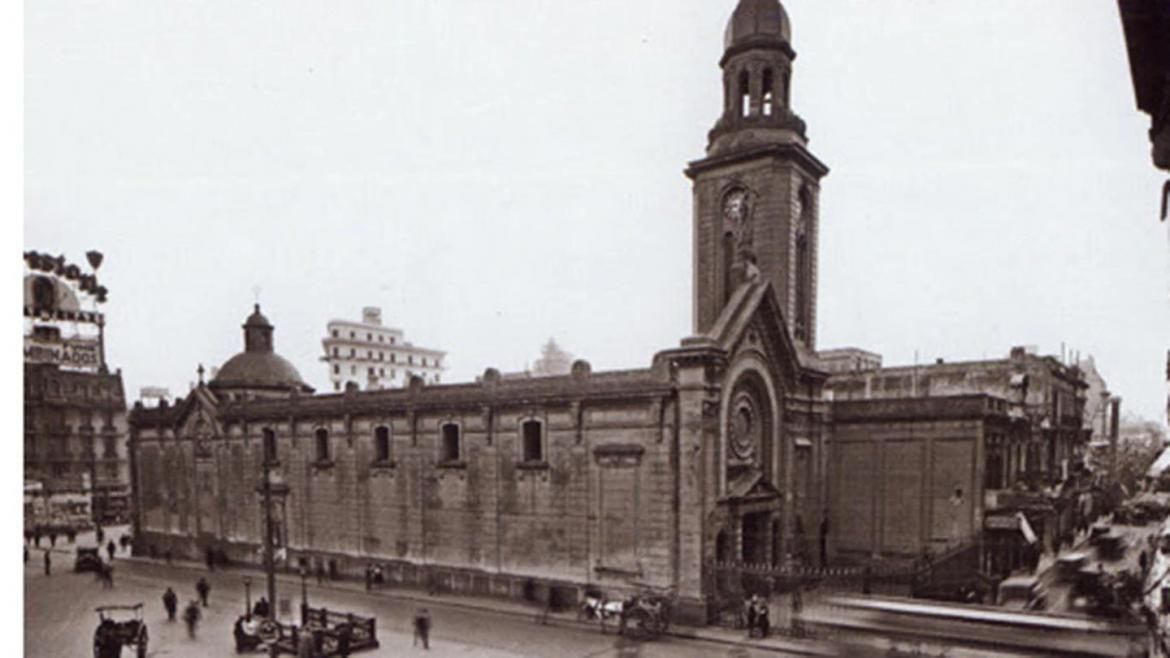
[262,457,278,658]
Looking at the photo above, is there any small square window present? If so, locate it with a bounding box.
[332,330,338,338]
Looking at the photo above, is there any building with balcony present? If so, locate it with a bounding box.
[320,307,445,392]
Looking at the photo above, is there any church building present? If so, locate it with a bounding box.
[127,0,830,624]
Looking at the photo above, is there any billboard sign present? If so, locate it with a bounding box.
[24,336,102,371]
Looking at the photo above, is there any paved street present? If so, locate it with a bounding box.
[23,548,800,658]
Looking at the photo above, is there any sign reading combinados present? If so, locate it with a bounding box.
[24,336,101,370]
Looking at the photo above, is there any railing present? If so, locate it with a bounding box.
[704,542,984,624]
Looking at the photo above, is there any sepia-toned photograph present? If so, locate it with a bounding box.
[17,1,1170,656]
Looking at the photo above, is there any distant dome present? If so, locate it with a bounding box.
[211,351,311,393]
[724,0,791,51]
[209,304,313,394]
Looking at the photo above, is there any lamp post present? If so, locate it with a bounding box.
[300,563,309,623]
[243,576,253,620]
[257,457,287,658]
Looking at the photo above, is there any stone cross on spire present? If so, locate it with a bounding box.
[197,363,205,384]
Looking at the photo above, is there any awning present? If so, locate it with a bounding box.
[1149,446,1170,478]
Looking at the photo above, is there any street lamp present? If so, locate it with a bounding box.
[299,563,309,622]
[243,576,253,621]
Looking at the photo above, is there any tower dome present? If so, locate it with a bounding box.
[209,304,313,397]
[724,0,791,53]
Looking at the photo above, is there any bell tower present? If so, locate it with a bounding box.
[686,0,829,349]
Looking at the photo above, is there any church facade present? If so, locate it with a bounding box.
[128,0,829,624]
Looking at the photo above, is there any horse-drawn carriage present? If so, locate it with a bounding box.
[578,584,676,640]
[93,604,148,658]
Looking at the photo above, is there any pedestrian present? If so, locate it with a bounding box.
[755,595,771,638]
[43,549,51,576]
[315,561,324,585]
[163,587,178,621]
[23,529,31,545]
[49,531,57,547]
[364,564,372,590]
[33,528,41,548]
[337,622,352,658]
[101,562,115,588]
[183,600,201,639]
[196,576,210,607]
[205,547,214,572]
[790,587,802,637]
[253,596,270,618]
[24,546,29,564]
[413,607,431,650]
[107,539,116,562]
[296,629,315,658]
[66,528,76,543]
[96,525,104,545]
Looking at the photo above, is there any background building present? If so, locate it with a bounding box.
[320,307,445,391]
[23,250,130,526]
[824,346,1090,575]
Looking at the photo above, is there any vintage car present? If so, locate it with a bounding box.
[93,604,148,658]
[997,575,1047,611]
[1055,552,1089,582]
[75,547,103,573]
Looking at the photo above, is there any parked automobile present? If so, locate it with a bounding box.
[75,547,103,573]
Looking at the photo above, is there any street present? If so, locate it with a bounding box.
[23,548,795,658]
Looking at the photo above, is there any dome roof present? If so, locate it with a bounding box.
[210,351,311,392]
[724,0,791,51]
[244,305,272,328]
[208,304,312,394]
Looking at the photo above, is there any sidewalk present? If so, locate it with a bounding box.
[115,552,834,656]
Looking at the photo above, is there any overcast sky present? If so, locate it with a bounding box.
[24,0,1170,423]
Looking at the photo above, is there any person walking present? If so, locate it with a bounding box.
[163,587,178,621]
[196,576,211,607]
[296,629,315,658]
[100,562,115,588]
[66,528,76,543]
[23,546,29,564]
[33,528,41,548]
[49,531,57,548]
[96,525,104,545]
[43,549,51,576]
[413,608,431,650]
[106,539,116,562]
[183,600,201,639]
[336,622,352,658]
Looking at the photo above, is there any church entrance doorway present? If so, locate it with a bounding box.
[741,511,770,565]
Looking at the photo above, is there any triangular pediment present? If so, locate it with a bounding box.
[703,280,809,385]
[173,385,222,438]
[725,467,782,501]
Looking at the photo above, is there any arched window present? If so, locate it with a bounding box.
[762,68,774,117]
[521,419,543,462]
[715,529,730,563]
[374,425,391,463]
[315,428,330,462]
[738,69,750,118]
[440,423,461,462]
[262,428,277,464]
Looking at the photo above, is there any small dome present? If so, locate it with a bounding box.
[244,304,271,328]
[210,352,311,393]
[724,0,791,51]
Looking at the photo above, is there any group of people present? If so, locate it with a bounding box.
[742,594,772,638]
[363,563,386,590]
[160,577,212,639]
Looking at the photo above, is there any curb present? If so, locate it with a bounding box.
[117,555,830,655]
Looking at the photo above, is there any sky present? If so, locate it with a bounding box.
[22,0,1170,423]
